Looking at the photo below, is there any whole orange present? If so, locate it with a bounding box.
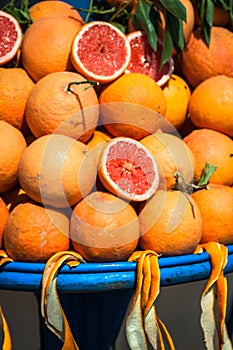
[161,74,191,130]
[0,197,9,248]
[18,134,97,208]
[99,73,167,140]
[0,121,27,193]
[0,68,34,134]
[188,75,233,137]
[192,184,233,244]
[25,71,99,142]
[140,132,196,190]
[3,202,70,262]
[180,27,233,87]
[21,16,81,81]
[184,128,233,186]
[70,191,140,262]
[139,189,202,256]
[29,0,84,25]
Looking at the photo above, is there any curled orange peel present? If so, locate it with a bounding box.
[0,306,12,350]
[126,250,176,350]
[0,250,13,267]
[194,242,233,350]
[41,251,86,350]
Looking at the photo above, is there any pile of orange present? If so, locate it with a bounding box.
[0,0,232,265]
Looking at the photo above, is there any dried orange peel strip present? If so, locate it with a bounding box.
[126,250,175,350]
[0,250,13,267]
[0,306,12,350]
[41,251,86,350]
[194,242,233,350]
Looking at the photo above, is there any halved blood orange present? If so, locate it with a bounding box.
[71,21,131,83]
[98,137,159,202]
[125,30,174,86]
[0,11,22,66]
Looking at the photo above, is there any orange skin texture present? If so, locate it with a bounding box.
[70,191,140,262]
[0,197,9,248]
[0,68,34,135]
[0,121,27,193]
[139,190,202,256]
[140,132,196,190]
[18,134,97,208]
[25,71,99,143]
[21,17,82,82]
[184,128,233,186]
[29,0,84,25]
[192,184,233,245]
[161,74,191,130]
[188,75,233,137]
[180,27,233,87]
[99,73,167,140]
[3,202,70,262]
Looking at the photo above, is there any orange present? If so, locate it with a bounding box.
[70,191,140,262]
[0,197,9,248]
[99,73,167,140]
[0,68,34,134]
[3,202,70,262]
[161,74,191,130]
[25,71,99,142]
[188,75,233,137]
[180,26,233,87]
[192,184,233,245]
[71,21,131,83]
[21,16,82,81]
[140,132,196,191]
[184,128,233,186]
[139,189,202,256]
[98,137,160,202]
[0,121,27,193]
[18,134,97,208]
[0,11,22,66]
[29,0,84,25]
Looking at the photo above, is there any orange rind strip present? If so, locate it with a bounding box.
[0,250,13,267]
[0,306,12,350]
[41,251,86,350]
[126,250,175,350]
[194,242,233,350]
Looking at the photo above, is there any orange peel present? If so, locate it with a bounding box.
[0,306,12,350]
[194,242,233,349]
[41,251,86,350]
[126,250,175,349]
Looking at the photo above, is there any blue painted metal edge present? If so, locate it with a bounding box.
[0,245,233,291]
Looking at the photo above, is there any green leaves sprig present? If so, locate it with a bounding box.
[128,0,187,65]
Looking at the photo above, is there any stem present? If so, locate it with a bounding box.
[65,80,99,94]
[109,0,134,22]
[85,0,94,23]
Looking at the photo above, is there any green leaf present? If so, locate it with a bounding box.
[134,0,158,51]
[197,162,217,186]
[110,21,126,33]
[162,28,174,65]
[206,0,215,27]
[165,11,185,52]
[159,0,186,21]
